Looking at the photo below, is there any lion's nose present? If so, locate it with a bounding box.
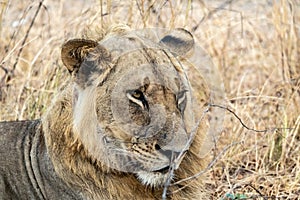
[155,144,181,161]
[156,128,188,153]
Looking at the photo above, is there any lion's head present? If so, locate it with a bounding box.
[43,25,211,199]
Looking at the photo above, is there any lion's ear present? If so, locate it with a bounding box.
[61,39,98,74]
[159,28,194,57]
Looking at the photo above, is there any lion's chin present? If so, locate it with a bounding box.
[136,171,173,188]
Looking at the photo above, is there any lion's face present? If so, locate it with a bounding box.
[61,26,202,187]
[111,81,188,187]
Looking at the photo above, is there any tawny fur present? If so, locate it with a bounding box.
[0,24,211,200]
[43,25,210,199]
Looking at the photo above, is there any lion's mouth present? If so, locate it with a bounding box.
[152,166,170,174]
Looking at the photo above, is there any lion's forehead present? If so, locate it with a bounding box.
[100,31,161,56]
[103,50,186,97]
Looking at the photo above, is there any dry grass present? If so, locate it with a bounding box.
[0,0,299,199]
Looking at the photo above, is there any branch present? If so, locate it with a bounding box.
[8,0,44,83]
[162,106,210,200]
[208,103,293,133]
[169,141,242,195]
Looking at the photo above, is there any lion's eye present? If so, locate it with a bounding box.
[177,91,187,112]
[127,90,149,110]
[132,91,142,98]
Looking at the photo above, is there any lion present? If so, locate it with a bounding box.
[0,25,211,199]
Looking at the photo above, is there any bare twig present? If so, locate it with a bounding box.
[192,0,236,31]
[244,184,265,199]
[169,141,242,196]
[8,0,44,83]
[162,158,175,200]
[161,117,176,200]
[161,102,294,198]
[0,65,8,74]
[135,0,146,27]
[162,106,210,200]
[208,104,294,133]
[0,0,8,35]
